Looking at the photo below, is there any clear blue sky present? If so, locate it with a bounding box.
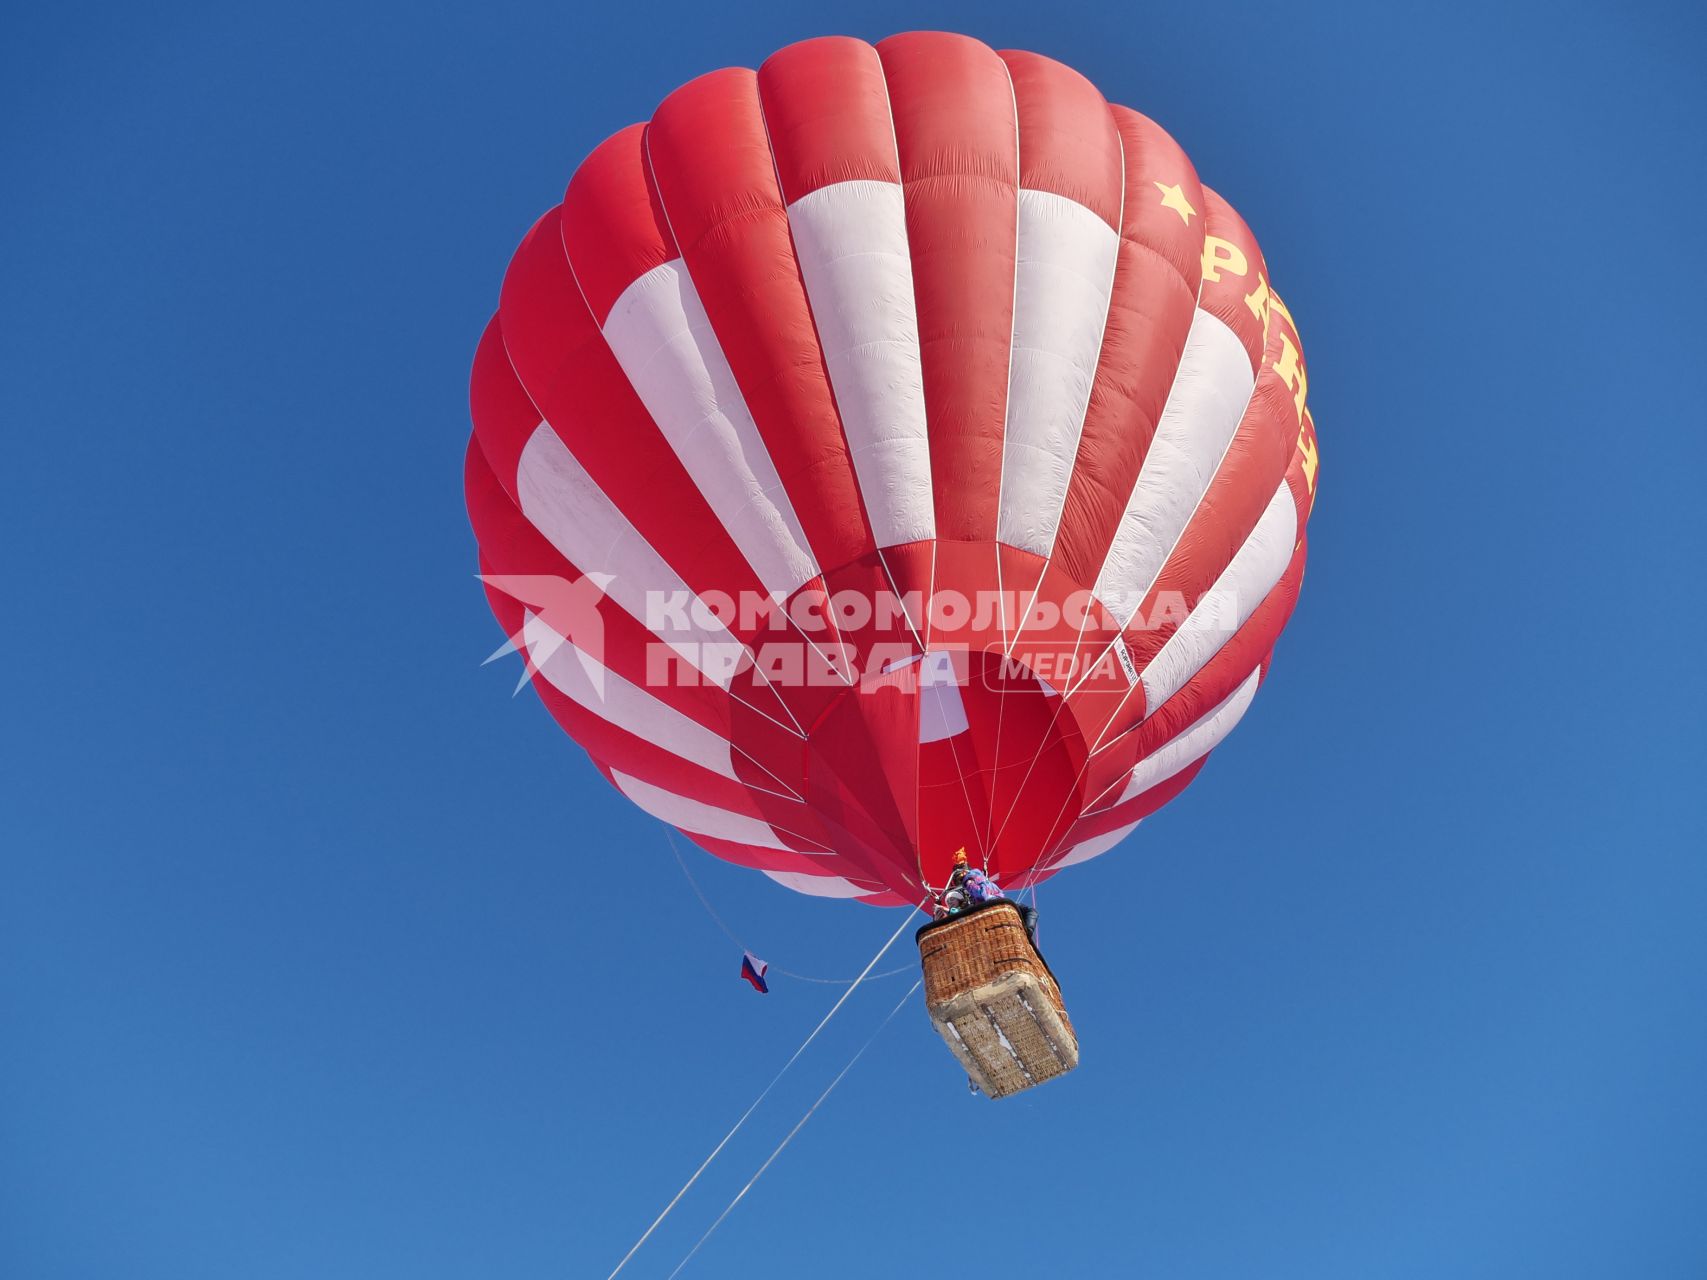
[4,2,1705,1277]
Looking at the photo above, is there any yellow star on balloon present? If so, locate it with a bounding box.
[1154,181,1196,224]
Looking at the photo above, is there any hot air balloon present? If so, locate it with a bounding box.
[466,32,1318,1094]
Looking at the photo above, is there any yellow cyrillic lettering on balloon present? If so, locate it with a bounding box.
[1273,333,1309,420]
[1201,235,1248,283]
[1298,418,1319,493]
[1244,273,1271,328]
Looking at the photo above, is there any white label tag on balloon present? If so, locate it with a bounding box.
[1113,635,1138,687]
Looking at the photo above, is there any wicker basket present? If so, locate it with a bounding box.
[916,901,1078,1098]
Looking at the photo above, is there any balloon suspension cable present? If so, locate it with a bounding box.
[913,652,991,881]
[943,728,993,869]
[1011,687,1162,900]
[603,905,923,1280]
[663,830,913,984]
[666,978,924,1279]
[982,642,1014,874]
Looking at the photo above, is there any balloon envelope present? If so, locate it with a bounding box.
[466,32,1319,907]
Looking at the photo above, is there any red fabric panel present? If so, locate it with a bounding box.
[803,669,928,897]
[493,218,779,650]
[1092,536,1306,802]
[464,438,736,740]
[559,124,677,326]
[758,37,899,201]
[1198,188,1268,372]
[644,68,874,573]
[1000,49,1122,229]
[876,32,1017,543]
[1049,108,1206,587]
[1122,289,1302,675]
[1065,757,1207,849]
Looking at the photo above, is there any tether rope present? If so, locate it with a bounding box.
[664,831,914,984]
[666,978,924,1278]
[602,907,921,1280]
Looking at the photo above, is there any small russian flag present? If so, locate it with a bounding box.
[739,952,770,994]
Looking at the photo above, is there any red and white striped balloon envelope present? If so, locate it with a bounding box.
[465,32,1320,907]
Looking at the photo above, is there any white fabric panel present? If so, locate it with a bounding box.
[918,690,969,744]
[1092,310,1256,625]
[611,770,791,850]
[762,869,874,899]
[786,181,935,548]
[1116,666,1260,802]
[1141,483,1296,711]
[997,189,1121,556]
[918,684,969,743]
[601,261,818,595]
[517,424,745,688]
[917,650,969,742]
[1051,821,1139,871]
[522,611,737,781]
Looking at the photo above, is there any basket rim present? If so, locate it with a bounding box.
[913,897,1021,943]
